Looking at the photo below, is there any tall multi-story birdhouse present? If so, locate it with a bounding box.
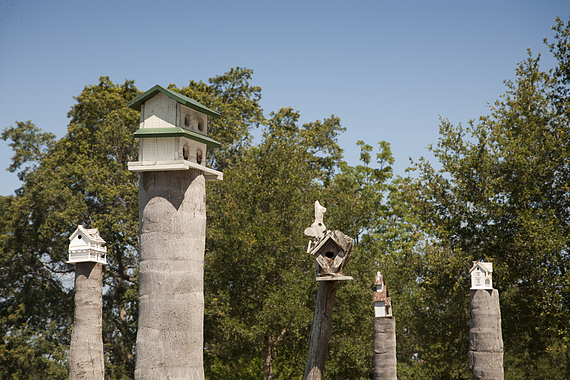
[127,85,223,181]
[373,271,392,317]
[469,261,493,290]
[67,225,107,265]
[304,201,353,281]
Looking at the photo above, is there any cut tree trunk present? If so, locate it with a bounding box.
[468,289,503,380]
[373,317,397,380]
[135,170,206,380]
[69,262,104,380]
[303,280,340,380]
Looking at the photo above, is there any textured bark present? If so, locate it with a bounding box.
[69,262,105,380]
[135,170,206,380]
[304,281,340,380]
[468,289,503,380]
[373,317,397,380]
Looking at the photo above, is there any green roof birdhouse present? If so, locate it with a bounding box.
[127,85,223,181]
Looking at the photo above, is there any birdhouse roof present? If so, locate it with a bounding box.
[469,261,493,274]
[69,225,106,244]
[127,84,221,118]
[310,233,342,256]
[374,271,385,286]
[133,126,222,149]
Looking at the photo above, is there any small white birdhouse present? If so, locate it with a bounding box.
[127,85,223,181]
[67,225,107,265]
[469,261,493,290]
[373,271,392,317]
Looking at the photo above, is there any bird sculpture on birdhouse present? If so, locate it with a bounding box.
[304,201,353,281]
[127,84,223,181]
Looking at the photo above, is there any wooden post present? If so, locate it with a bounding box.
[468,289,504,380]
[304,280,340,380]
[69,262,105,380]
[303,201,353,380]
[135,170,206,380]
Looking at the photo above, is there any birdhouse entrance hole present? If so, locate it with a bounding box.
[197,118,204,132]
[196,149,203,164]
[184,114,191,128]
[183,145,190,160]
[325,251,335,259]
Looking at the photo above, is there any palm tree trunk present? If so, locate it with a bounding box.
[468,289,503,380]
[135,170,206,380]
[69,262,104,380]
[373,317,397,380]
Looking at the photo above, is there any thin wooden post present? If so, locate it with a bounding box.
[303,201,353,380]
[468,289,504,380]
[304,280,340,380]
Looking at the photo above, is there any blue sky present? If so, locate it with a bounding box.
[1,0,568,195]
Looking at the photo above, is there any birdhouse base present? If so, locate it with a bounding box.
[315,275,353,282]
[128,160,223,181]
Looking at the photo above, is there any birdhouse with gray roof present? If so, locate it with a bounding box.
[469,261,493,290]
[127,85,223,181]
[67,225,107,265]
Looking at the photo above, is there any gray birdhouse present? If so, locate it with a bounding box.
[127,85,223,181]
[304,201,353,281]
[373,271,392,317]
[469,261,493,290]
[67,225,107,264]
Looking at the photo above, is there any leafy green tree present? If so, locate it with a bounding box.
[402,16,570,379]
[204,107,346,380]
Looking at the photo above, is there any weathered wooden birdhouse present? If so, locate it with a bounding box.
[469,261,493,290]
[67,225,107,264]
[127,85,223,181]
[373,271,392,317]
[304,201,353,281]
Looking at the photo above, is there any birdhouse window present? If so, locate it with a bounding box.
[196,149,203,164]
[485,279,490,286]
[197,118,204,132]
[184,114,191,128]
[183,145,190,161]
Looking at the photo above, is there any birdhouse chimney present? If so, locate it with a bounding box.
[67,225,107,265]
[127,85,223,181]
[373,271,392,317]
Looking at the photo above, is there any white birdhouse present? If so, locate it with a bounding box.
[67,225,107,265]
[127,85,223,181]
[469,261,493,290]
[373,271,392,317]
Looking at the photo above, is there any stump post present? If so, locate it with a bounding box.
[303,201,353,380]
[468,261,503,380]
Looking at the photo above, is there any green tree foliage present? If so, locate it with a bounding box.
[204,107,348,380]
[401,16,570,379]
